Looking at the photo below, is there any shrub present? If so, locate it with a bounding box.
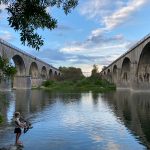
[0,114,3,124]
[42,80,54,87]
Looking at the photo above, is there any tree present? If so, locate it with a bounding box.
[102,66,107,71]
[0,56,17,82]
[0,0,78,50]
[59,66,84,81]
[91,64,99,77]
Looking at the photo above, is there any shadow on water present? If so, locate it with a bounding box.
[103,89,150,149]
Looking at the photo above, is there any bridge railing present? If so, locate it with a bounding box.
[0,38,58,71]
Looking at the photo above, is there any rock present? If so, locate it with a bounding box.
[0,145,23,150]
[0,148,7,150]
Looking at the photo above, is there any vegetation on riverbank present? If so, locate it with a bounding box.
[0,114,3,124]
[0,93,9,124]
[41,65,115,92]
[42,77,116,93]
[41,65,116,93]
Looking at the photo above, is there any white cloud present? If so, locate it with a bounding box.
[103,0,148,30]
[79,0,111,20]
[60,34,129,55]
[61,0,148,70]
[60,34,131,69]
[0,30,15,41]
[80,0,148,37]
[0,3,7,11]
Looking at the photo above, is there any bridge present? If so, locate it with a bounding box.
[100,34,150,90]
[0,38,60,90]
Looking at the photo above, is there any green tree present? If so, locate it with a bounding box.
[102,66,107,71]
[59,66,84,81]
[0,0,78,50]
[0,56,17,82]
[91,64,99,78]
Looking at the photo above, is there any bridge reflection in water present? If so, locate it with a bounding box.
[0,90,150,149]
[103,90,150,149]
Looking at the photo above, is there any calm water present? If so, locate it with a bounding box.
[0,89,150,150]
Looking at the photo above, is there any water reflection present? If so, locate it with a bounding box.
[103,90,150,149]
[0,90,150,149]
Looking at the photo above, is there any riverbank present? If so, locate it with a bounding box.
[40,77,116,93]
[0,114,3,124]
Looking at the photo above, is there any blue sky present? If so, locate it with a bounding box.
[0,0,150,76]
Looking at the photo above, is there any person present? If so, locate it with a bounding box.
[19,116,33,133]
[14,112,26,146]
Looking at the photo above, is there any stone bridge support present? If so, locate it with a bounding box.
[0,39,61,91]
[100,34,150,91]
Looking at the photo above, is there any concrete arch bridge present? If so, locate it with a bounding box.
[0,38,60,90]
[100,34,150,90]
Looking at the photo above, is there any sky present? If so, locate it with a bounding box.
[0,0,150,76]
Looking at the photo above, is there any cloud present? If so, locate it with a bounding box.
[0,30,15,41]
[103,0,148,30]
[56,24,73,31]
[79,0,113,20]
[59,34,131,69]
[0,3,7,11]
[79,0,148,37]
[60,34,129,54]
[58,0,147,70]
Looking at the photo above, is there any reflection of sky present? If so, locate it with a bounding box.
[56,93,145,150]
[6,92,15,123]
[0,90,147,150]
[7,100,15,123]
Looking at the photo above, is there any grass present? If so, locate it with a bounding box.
[41,77,116,93]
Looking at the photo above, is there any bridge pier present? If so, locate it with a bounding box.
[0,78,11,91]
[13,76,31,89]
[31,78,43,87]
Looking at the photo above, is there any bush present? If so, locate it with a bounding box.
[0,114,3,124]
[42,80,54,87]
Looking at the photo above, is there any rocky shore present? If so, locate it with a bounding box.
[0,145,23,150]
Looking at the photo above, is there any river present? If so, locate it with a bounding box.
[0,89,150,150]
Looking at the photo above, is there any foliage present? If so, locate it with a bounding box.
[0,113,3,124]
[42,76,116,93]
[102,66,107,71]
[0,56,17,82]
[42,80,54,87]
[91,64,100,78]
[59,66,84,81]
[0,93,9,124]
[0,0,78,50]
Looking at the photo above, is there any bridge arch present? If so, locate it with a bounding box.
[137,42,150,82]
[54,71,57,76]
[121,57,131,81]
[29,62,39,78]
[107,69,111,74]
[49,69,53,79]
[41,66,47,79]
[113,65,117,83]
[107,69,112,82]
[11,55,26,76]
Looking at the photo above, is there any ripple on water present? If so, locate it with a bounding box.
[0,90,148,150]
